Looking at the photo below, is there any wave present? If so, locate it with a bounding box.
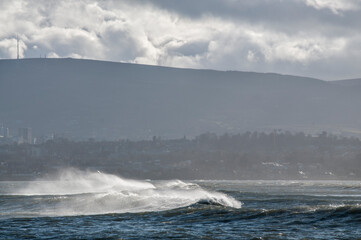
[236,203,361,220]
[1,169,241,217]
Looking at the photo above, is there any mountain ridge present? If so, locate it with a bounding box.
[1,58,360,140]
[0,58,326,81]
[332,78,361,86]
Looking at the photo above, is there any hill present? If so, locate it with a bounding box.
[1,58,361,139]
[332,78,361,87]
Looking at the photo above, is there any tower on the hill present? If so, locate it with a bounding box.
[16,35,19,59]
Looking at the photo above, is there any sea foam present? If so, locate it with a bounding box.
[11,169,241,216]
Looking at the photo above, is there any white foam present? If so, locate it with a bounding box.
[12,169,241,216]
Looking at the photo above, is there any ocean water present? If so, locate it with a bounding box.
[1,170,361,239]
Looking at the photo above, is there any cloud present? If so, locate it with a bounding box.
[0,0,360,80]
[303,0,361,14]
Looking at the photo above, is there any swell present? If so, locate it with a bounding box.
[226,204,361,224]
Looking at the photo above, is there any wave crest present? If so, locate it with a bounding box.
[7,169,241,217]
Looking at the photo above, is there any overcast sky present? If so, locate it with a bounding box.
[1,0,360,80]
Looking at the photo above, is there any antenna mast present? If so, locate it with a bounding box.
[17,35,19,59]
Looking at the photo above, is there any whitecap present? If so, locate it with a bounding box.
[7,169,241,217]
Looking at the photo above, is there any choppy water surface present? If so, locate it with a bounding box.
[1,170,361,239]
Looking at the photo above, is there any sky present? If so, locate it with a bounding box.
[0,0,361,80]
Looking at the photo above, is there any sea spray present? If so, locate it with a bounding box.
[6,169,241,217]
[2,180,361,239]
[16,168,156,195]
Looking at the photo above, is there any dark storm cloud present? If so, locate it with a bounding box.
[143,0,361,33]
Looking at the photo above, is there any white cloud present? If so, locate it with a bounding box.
[47,52,59,58]
[0,38,18,59]
[303,0,360,14]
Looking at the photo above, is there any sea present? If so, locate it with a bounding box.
[0,169,360,239]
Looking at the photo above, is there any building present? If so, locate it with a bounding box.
[0,124,9,138]
[3,127,9,138]
[18,128,32,144]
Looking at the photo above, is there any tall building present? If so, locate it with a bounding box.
[3,127,9,138]
[0,124,8,138]
[18,128,32,144]
[0,124,3,137]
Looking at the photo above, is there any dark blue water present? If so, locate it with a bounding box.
[1,171,361,239]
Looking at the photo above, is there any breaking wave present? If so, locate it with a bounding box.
[3,169,241,217]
